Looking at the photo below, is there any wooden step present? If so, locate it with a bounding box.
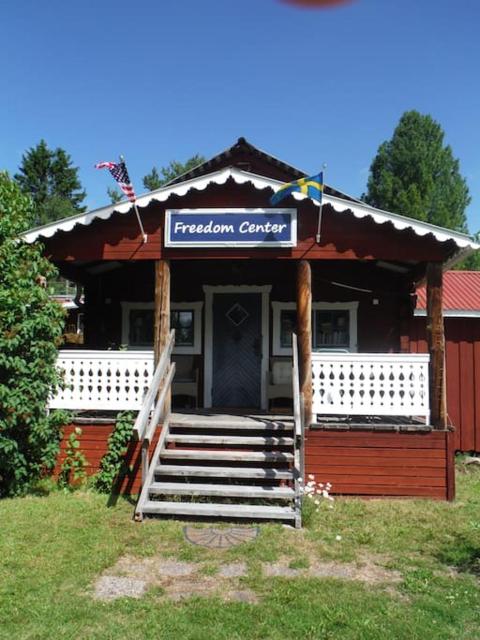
[154,464,294,479]
[169,420,294,431]
[149,482,295,499]
[141,500,296,520]
[160,450,294,462]
[166,434,294,446]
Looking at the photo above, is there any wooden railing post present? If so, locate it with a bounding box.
[297,260,312,427]
[426,262,447,429]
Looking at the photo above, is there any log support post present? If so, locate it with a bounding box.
[426,262,446,429]
[154,259,171,412]
[297,260,312,427]
[154,260,171,364]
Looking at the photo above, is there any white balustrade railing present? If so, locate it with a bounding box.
[51,349,431,422]
[312,352,430,423]
[50,350,154,411]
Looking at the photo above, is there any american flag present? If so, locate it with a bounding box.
[95,160,136,202]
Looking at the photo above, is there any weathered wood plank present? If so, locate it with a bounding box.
[149,482,295,498]
[141,501,296,519]
[166,435,294,446]
[160,450,294,462]
[154,465,294,479]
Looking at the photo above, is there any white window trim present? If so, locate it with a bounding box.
[203,285,271,410]
[120,301,203,354]
[272,301,359,356]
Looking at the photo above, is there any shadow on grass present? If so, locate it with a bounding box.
[436,535,480,577]
[104,438,142,509]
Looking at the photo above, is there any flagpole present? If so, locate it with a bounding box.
[133,202,147,244]
[315,163,327,244]
[120,155,147,244]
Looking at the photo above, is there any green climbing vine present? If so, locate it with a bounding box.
[58,427,88,489]
[93,412,134,493]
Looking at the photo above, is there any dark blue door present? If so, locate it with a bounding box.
[212,293,262,408]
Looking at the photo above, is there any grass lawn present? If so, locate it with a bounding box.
[1,465,479,640]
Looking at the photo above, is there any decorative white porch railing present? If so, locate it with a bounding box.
[51,350,431,422]
[50,350,154,411]
[311,353,430,423]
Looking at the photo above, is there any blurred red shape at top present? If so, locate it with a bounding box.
[280,0,355,8]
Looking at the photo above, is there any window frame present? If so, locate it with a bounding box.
[121,301,203,354]
[272,301,358,356]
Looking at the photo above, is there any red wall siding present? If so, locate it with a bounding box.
[305,429,451,499]
[44,183,448,263]
[56,424,453,499]
[408,316,480,453]
[55,424,161,494]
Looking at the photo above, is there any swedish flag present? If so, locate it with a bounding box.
[270,172,324,206]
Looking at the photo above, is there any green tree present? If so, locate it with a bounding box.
[364,111,470,233]
[143,154,205,191]
[15,140,86,226]
[107,186,123,204]
[0,172,67,497]
[455,231,480,270]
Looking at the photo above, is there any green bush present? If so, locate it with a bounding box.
[0,172,67,497]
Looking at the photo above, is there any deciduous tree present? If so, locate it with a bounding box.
[0,172,67,496]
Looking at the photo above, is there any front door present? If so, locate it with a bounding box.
[212,293,262,408]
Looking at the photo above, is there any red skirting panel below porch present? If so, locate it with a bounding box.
[305,429,455,500]
[54,424,161,494]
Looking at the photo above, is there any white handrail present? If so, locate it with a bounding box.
[133,330,176,492]
[292,333,304,528]
[292,333,302,440]
[133,330,175,441]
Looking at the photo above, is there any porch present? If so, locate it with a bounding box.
[52,338,446,522]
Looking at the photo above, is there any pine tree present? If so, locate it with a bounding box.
[15,140,86,227]
[364,111,470,233]
[107,187,123,204]
[143,154,205,191]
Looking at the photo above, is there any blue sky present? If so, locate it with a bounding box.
[2,0,479,232]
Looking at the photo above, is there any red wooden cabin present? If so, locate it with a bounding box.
[24,138,478,524]
[410,271,480,453]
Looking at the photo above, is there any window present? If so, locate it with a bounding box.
[121,302,203,353]
[313,309,350,349]
[272,302,358,355]
[128,308,154,347]
[279,309,297,349]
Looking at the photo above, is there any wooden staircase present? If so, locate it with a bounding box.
[135,413,300,525]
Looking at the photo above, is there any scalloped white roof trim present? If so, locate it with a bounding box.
[23,166,479,251]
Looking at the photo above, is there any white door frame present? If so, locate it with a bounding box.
[203,285,271,409]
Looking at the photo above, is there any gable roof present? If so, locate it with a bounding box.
[166,137,360,202]
[416,271,480,316]
[22,165,479,266]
